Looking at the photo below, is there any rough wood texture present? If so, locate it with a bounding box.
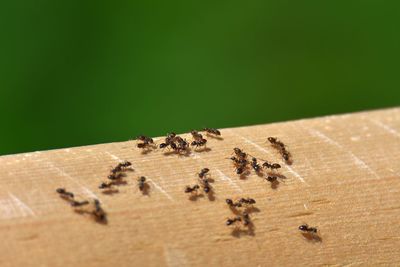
[1,108,400,267]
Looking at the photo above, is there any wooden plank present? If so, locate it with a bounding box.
[1,107,400,267]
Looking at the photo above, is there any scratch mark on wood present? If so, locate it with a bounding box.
[104,151,121,161]
[215,169,243,192]
[164,246,188,267]
[370,119,400,138]
[147,177,174,201]
[36,158,99,199]
[287,211,314,218]
[8,193,35,217]
[308,129,380,179]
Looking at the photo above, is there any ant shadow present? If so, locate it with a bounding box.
[193,147,211,153]
[265,172,288,190]
[163,150,192,158]
[206,190,215,201]
[269,180,280,190]
[112,179,128,186]
[205,134,224,141]
[140,183,151,196]
[94,215,108,225]
[74,210,108,225]
[255,171,264,178]
[140,149,154,155]
[285,158,293,165]
[229,206,260,216]
[301,233,322,243]
[189,193,204,201]
[101,189,120,195]
[239,170,251,180]
[231,222,255,238]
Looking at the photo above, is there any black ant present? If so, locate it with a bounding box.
[110,161,132,174]
[107,172,125,180]
[137,135,155,149]
[138,176,147,192]
[265,176,278,183]
[191,130,204,141]
[233,148,247,159]
[299,224,317,234]
[230,156,248,166]
[70,200,90,207]
[239,198,256,205]
[226,198,242,207]
[201,180,211,193]
[267,137,291,163]
[226,198,256,208]
[175,136,189,152]
[242,212,251,226]
[191,139,207,149]
[198,168,210,179]
[251,158,262,173]
[184,184,200,193]
[98,181,114,189]
[226,216,242,226]
[262,161,281,170]
[226,212,251,226]
[159,133,175,149]
[203,128,221,136]
[56,188,74,199]
[92,199,107,222]
[159,143,168,149]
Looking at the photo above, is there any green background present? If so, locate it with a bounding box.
[1,1,399,156]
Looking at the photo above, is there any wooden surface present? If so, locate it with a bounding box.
[1,108,400,267]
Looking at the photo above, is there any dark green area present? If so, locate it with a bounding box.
[1,1,399,155]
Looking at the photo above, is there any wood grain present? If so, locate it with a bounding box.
[1,107,400,267]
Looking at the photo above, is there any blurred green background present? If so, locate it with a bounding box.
[1,1,399,156]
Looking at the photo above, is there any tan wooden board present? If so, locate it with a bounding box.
[1,107,400,267]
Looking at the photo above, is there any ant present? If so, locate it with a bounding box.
[226,216,242,226]
[107,172,125,180]
[175,136,189,152]
[233,148,247,159]
[203,128,221,136]
[184,184,200,193]
[198,168,210,179]
[239,198,256,205]
[159,134,175,149]
[236,165,248,175]
[98,181,114,189]
[92,199,107,222]
[137,135,155,149]
[138,176,147,192]
[191,139,207,149]
[262,161,281,170]
[56,188,74,199]
[299,224,318,234]
[199,179,211,193]
[267,137,291,163]
[70,200,90,207]
[226,198,242,208]
[191,130,204,141]
[230,156,248,166]
[226,198,256,208]
[242,212,251,226]
[265,176,278,183]
[110,161,132,174]
[226,212,251,226]
[251,158,262,173]
[159,143,169,149]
